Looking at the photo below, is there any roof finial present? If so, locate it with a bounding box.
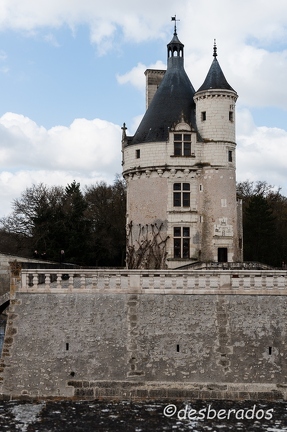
[171,15,180,35]
[121,122,127,141]
[213,39,217,58]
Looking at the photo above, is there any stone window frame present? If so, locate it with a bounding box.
[173,182,190,207]
[173,226,190,259]
[173,132,192,156]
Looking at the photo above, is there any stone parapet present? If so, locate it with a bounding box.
[18,268,287,295]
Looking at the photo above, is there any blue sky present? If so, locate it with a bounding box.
[0,0,287,216]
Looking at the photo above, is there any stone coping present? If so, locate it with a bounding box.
[2,381,284,401]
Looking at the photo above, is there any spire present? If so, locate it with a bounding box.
[171,15,180,35]
[213,39,217,58]
[167,16,184,66]
[197,40,235,92]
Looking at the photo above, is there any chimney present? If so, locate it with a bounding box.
[144,69,166,109]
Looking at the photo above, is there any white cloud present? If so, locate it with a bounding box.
[1,0,287,213]
[1,107,287,218]
[0,66,9,74]
[0,169,111,217]
[237,109,287,194]
[117,60,166,92]
[0,0,287,53]
[0,50,7,61]
[0,112,121,170]
[0,112,122,216]
[0,49,9,74]
[0,0,175,44]
[0,0,287,110]
[44,33,60,47]
[129,115,143,136]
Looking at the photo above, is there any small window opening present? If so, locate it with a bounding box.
[228,150,233,162]
[66,343,69,351]
[229,111,234,122]
[177,344,180,352]
[136,149,140,159]
[269,347,272,355]
[201,111,206,121]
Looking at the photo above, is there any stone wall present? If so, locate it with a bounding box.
[1,269,287,400]
[194,90,237,143]
[199,167,241,262]
[0,254,39,299]
[0,253,61,302]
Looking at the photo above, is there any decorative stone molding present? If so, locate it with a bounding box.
[194,91,238,103]
[214,218,233,237]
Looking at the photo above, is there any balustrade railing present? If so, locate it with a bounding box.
[17,269,287,294]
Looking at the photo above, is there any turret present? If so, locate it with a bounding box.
[194,41,242,263]
[194,41,238,143]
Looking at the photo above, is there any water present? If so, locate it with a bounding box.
[0,399,286,431]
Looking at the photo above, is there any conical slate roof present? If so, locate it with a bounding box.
[197,46,235,92]
[131,32,196,145]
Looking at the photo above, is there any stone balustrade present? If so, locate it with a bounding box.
[17,268,287,295]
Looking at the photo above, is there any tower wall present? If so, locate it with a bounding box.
[198,167,241,262]
[194,87,241,263]
[194,90,237,143]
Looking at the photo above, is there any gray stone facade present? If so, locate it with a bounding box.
[1,291,287,400]
[1,269,287,400]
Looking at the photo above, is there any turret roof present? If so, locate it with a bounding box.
[197,42,235,92]
[130,31,196,145]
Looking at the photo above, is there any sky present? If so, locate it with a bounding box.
[0,0,287,216]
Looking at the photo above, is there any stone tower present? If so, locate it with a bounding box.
[122,29,242,269]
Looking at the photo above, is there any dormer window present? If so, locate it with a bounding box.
[174,133,191,156]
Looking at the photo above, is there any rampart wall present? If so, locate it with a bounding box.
[1,268,287,401]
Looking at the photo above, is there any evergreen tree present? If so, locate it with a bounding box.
[237,180,286,267]
[84,177,126,266]
[243,194,275,264]
[0,177,126,266]
[60,181,91,264]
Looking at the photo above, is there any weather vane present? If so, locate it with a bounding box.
[171,15,180,34]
